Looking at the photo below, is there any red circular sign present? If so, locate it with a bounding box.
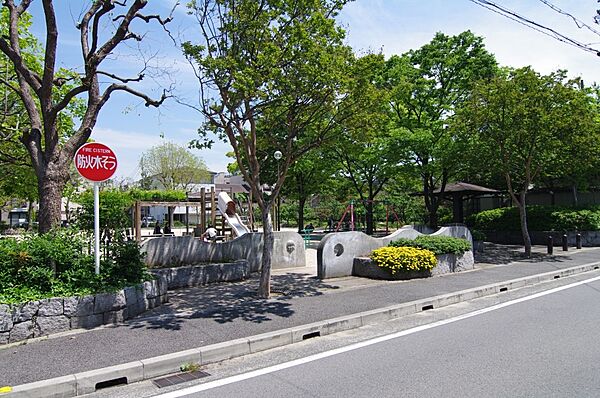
[74,142,118,182]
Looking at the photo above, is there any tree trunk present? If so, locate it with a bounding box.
[365,200,374,235]
[427,207,439,230]
[572,184,578,207]
[168,206,174,228]
[423,183,439,229]
[258,208,274,298]
[37,169,68,233]
[517,191,532,257]
[297,197,306,233]
[27,200,34,231]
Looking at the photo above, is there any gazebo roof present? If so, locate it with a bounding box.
[433,182,500,195]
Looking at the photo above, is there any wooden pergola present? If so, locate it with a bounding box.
[132,185,259,242]
[132,200,209,242]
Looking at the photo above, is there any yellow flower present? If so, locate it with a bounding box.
[370,246,436,274]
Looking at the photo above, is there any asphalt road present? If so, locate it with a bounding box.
[155,275,600,398]
[4,247,599,387]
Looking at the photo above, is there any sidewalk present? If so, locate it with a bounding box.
[2,244,600,390]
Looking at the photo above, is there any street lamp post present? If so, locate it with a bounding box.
[274,151,282,231]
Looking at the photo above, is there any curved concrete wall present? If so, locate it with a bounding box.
[141,231,305,272]
[317,225,473,279]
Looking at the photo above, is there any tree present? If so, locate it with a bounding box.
[384,31,497,228]
[0,9,38,221]
[284,149,337,232]
[455,67,598,256]
[334,53,402,235]
[0,1,172,233]
[183,0,354,297]
[139,141,210,191]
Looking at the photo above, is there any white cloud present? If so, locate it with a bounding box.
[338,0,600,83]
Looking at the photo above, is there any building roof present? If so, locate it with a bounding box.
[433,182,500,194]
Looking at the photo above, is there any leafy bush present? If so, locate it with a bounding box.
[470,230,486,241]
[468,206,600,231]
[75,189,133,234]
[0,230,151,305]
[390,235,471,255]
[370,246,436,274]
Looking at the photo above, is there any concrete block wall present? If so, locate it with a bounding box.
[150,260,250,290]
[484,230,600,247]
[142,231,306,272]
[0,277,167,345]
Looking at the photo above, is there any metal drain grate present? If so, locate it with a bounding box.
[153,371,211,388]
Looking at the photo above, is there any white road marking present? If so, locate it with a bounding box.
[154,273,600,397]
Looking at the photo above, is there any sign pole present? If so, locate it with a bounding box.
[74,141,118,276]
[94,182,100,275]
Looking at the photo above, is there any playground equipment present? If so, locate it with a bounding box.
[218,191,251,237]
[335,200,402,233]
[132,187,255,241]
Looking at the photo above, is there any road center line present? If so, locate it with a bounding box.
[155,273,600,397]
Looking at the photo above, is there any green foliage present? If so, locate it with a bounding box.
[184,0,356,296]
[370,246,436,274]
[468,206,600,232]
[455,67,600,256]
[180,362,201,373]
[390,235,471,255]
[0,230,151,305]
[470,230,486,241]
[129,189,187,202]
[139,142,210,191]
[384,31,498,228]
[334,54,400,234]
[75,189,133,233]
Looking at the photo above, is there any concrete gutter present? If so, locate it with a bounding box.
[5,261,600,397]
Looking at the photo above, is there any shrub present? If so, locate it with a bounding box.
[370,246,436,274]
[0,230,151,305]
[390,235,471,255]
[75,189,133,234]
[470,230,486,241]
[468,206,600,232]
[129,189,187,202]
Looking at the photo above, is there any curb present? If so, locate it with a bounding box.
[5,261,600,397]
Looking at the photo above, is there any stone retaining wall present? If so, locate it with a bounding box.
[150,260,250,290]
[0,277,168,345]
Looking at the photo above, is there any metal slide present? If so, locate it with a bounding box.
[217,191,251,237]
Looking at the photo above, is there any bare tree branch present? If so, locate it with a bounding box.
[97,70,145,83]
[99,83,170,109]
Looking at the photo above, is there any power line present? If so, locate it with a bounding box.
[537,0,600,38]
[469,0,600,56]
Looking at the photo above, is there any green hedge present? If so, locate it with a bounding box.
[0,229,151,305]
[390,235,471,255]
[129,189,187,202]
[370,246,436,274]
[468,206,600,232]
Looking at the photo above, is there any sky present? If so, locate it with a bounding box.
[25,1,600,181]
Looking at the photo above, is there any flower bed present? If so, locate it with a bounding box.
[353,251,474,280]
[0,277,167,345]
